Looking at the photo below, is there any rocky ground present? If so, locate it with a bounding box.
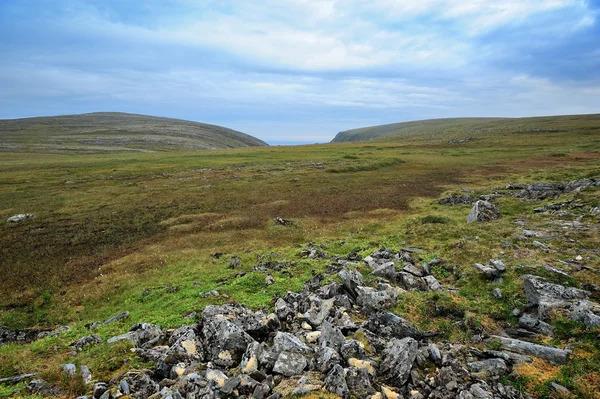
[1,178,599,399]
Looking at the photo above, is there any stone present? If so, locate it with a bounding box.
[489,259,506,272]
[86,311,130,330]
[315,346,341,373]
[241,341,262,374]
[439,195,474,206]
[273,331,310,354]
[469,383,493,399]
[492,288,503,299]
[423,275,442,291]
[28,379,62,397]
[302,296,334,327]
[202,304,269,339]
[92,382,108,398]
[324,364,349,399]
[107,323,163,348]
[466,201,500,223]
[206,369,228,387]
[428,343,442,365]
[521,274,589,319]
[339,268,365,300]
[345,366,375,397]
[473,263,499,279]
[80,365,92,384]
[550,382,571,396]
[366,312,421,340]
[488,335,569,364]
[319,321,345,352]
[571,300,600,328]
[398,272,427,291]
[7,214,35,223]
[202,318,255,366]
[356,286,394,310]
[71,334,102,350]
[379,337,418,387]
[372,262,396,279]
[348,358,376,375]
[467,358,509,376]
[272,351,307,376]
[519,314,554,335]
[341,339,365,361]
[402,263,424,277]
[0,373,37,384]
[61,364,77,378]
[274,298,294,321]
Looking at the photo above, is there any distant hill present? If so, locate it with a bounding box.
[0,112,268,152]
[332,114,600,143]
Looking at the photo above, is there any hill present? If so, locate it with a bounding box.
[332,114,600,142]
[0,112,268,152]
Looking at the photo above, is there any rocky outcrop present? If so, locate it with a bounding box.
[467,201,500,223]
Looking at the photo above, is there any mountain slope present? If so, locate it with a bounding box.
[0,112,268,152]
[332,114,600,143]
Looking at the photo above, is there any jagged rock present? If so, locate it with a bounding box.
[402,263,424,277]
[372,262,396,279]
[423,275,442,291]
[80,365,92,384]
[253,382,271,399]
[107,323,163,348]
[467,358,509,376]
[316,283,343,299]
[469,383,493,399]
[274,298,294,321]
[341,339,365,361]
[273,331,310,354]
[366,312,421,340]
[356,286,394,309]
[488,335,569,365]
[571,300,600,328]
[202,317,255,366]
[324,364,349,399]
[315,346,341,372]
[7,213,35,223]
[220,376,241,396]
[345,366,375,396]
[93,382,108,399]
[61,364,77,378]
[473,263,499,279]
[319,321,345,351]
[489,259,506,272]
[481,350,532,364]
[339,268,365,300]
[241,341,262,374]
[398,272,427,291]
[302,296,334,327]
[429,343,442,365]
[492,288,503,299]
[519,314,554,336]
[0,373,37,384]
[466,201,500,223]
[164,324,203,364]
[71,334,102,350]
[379,337,418,387]
[550,382,571,396]
[202,304,269,339]
[521,274,589,319]
[206,369,228,387]
[273,351,307,376]
[86,311,130,330]
[348,358,376,375]
[121,371,159,397]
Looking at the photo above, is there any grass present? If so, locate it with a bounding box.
[0,115,599,398]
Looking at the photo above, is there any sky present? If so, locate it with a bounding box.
[1,0,599,144]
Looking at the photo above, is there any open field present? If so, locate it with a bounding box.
[0,113,268,152]
[1,116,600,398]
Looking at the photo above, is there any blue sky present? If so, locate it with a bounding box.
[1,0,599,144]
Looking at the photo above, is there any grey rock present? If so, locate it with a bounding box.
[345,366,374,397]
[467,358,509,376]
[202,304,269,339]
[338,268,365,300]
[466,201,500,223]
[107,323,163,349]
[550,382,571,396]
[315,346,341,373]
[355,286,394,309]
[340,339,365,361]
[492,288,503,299]
[473,263,499,279]
[119,379,130,395]
[366,311,421,339]
[429,343,442,365]
[71,334,102,350]
[121,371,159,397]
[274,298,294,321]
[399,272,427,291]
[519,314,554,335]
[489,259,506,272]
[319,321,345,352]
[28,379,62,397]
[241,341,262,374]
[571,300,600,328]
[7,214,35,223]
[202,317,255,366]
[372,262,396,279]
[93,382,108,399]
[86,311,130,330]
[521,274,589,319]
[469,383,493,399]
[482,350,532,364]
[403,263,424,277]
[252,382,271,399]
[80,365,92,384]
[439,194,474,206]
[273,331,310,354]
[302,296,334,327]
[379,337,418,387]
[324,364,349,399]
[423,275,442,291]
[488,335,569,364]
[0,373,37,384]
[272,351,307,376]
[61,364,77,378]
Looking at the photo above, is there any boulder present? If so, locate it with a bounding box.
[107,323,163,348]
[273,331,310,354]
[344,367,375,397]
[379,337,418,387]
[7,214,35,223]
[273,351,307,376]
[202,304,269,339]
[467,358,509,376]
[466,201,500,223]
[521,275,589,319]
[302,296,334,327]
[355,286,394,310]
[519,315,554,336]
[339,268,365,300]
[202,318,255,366]
[324,364,349,399]
[315,346,341,373]
[366,312,421,340]
[488,335,569,365]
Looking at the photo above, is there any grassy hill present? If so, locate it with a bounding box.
[332,114,600,143]
[0,112,268,152]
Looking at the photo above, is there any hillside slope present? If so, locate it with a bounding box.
[0,112,268,152]
[332,114,600,142]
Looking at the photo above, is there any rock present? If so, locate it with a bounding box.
[423,275,442,291]
[253,382,271,399]
[315,346,341,373]
[107,323,163,348]
[86,311,130,330]
[381,385,401,399]
[302,296,334,327]
[202,304,269,339]
[341,339,366,361]
[428,343,442,365]
[372,262,396,279]
[488,335,569,364]
[0,373,37,384]
[71,334,102,350]
[274,298,294,321]
[492,288,502,299]
[467,358,509,376]
[120,371,159,398]
[273,331,310,354]
[356,286,394,310]
[571,300,600,328]
[439,195,474,206]
[348,358,376,375]
[466,201,500,223]
[339,268,365,300]
[550,382,571,396]
[241,341,262,374]
[398,272,427,291]
[266,274,275,285]
[473,263,499,279]
[469,383,493,399]
[379,337,418,387]
[202,317,255,366]
[345,366,375,397]
[220,376,241,396]
[61,364,77,378]
[7,214,35,223]
[324,364,349,399]
[489,259,506,272]
[521,274,589,319]
[164,324,203,365]
[319,321,345,352]
[206,369,228,387]
[273,351,307,376]
[402,263,424,277]
[92,382,108,398]
[366,312,421,340]
[519,314,554,335]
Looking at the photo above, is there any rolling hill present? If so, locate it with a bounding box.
[0,112,268,152]
[332,114,600,143]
